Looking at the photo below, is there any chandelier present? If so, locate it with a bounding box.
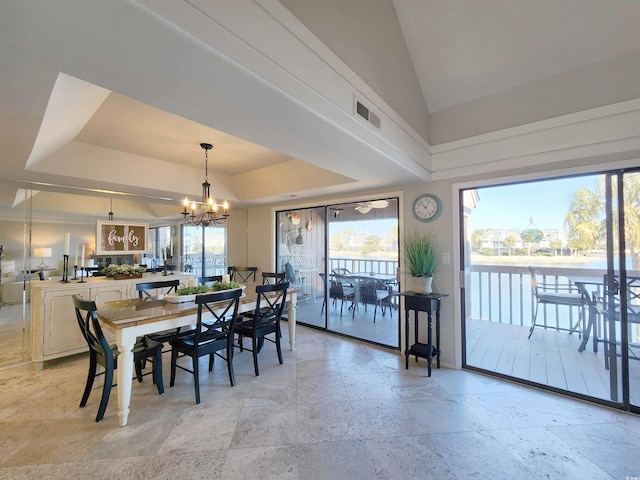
[181,142,229,226]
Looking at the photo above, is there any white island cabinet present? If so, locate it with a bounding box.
[29,273,192,368]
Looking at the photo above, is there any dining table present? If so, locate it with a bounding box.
[97,282,299,426]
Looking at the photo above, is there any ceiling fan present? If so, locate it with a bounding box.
[354,200,389,214]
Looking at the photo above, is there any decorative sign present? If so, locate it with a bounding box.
[96,221,148,255]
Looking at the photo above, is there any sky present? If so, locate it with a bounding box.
[470,174,602,232]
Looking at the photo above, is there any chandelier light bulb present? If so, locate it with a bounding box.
[180,142,230,226]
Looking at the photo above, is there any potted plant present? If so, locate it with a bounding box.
[102,264,147,279]
[402,230,436,294]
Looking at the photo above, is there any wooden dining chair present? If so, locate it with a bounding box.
[199,275,222,285]
[137,279,184,354]
[169,288,242,404]
[228,266,258,283]
[262,271,285,285]
[136,279,180,298]
[234,282,289,376]
[72,295,164,422]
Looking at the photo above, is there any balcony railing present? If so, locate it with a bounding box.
[329,258,398,276]
[468,264,606,329]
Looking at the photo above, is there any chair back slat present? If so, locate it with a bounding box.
[137,279,180,298]
[199,275,222,285]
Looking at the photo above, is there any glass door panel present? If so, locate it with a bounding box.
[276,207,325,329]
[620,171,640,409]
[462,175,624,404]
[327,198,399,348]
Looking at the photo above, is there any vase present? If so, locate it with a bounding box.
[409,275,433,294]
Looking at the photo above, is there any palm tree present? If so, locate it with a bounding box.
[504,236,516,256]
[566,174,640,269]
[565,187,604,256]
[550,239,563,256]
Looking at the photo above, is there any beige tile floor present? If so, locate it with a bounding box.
[1,322,640,480]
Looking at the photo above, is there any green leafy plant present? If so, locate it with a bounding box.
[402,230,436,277]
[175,281,241,296]
[102,264,146,277]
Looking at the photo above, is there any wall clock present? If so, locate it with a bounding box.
[412,193,442,223]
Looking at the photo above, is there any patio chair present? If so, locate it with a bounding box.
[330,274,356,317]
[528,265,588,339]
[358,277,390,323]
[599,274,640,370]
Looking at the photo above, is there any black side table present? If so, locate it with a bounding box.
[399,291,447,376]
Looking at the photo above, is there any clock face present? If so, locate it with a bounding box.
[413,194,442,222]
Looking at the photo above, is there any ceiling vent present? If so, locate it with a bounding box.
[354,96,381,129]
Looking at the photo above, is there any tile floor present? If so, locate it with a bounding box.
[1,323,639,479]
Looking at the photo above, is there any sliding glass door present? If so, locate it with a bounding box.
[461,170,640,411]
[276,198,400,349]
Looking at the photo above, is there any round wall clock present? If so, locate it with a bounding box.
[412,193,442,223]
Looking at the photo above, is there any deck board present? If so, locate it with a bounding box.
[467,319,640,404]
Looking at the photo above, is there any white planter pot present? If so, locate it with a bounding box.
[408,275,433,294]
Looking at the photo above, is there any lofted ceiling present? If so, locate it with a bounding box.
[1,1,639,223]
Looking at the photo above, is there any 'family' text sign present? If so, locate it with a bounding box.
[96,221,148,255]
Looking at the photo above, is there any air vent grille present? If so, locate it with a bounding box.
[354,97,381,130]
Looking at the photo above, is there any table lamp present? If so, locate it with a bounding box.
[34,247,52,271]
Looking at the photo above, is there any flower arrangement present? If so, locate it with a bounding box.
[175,281,241,296]
[102,264,147,277]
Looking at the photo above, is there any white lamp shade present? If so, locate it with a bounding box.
[34,247,52,258]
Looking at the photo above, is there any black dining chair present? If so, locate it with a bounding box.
[262,271,285,285]
[137,279,185,357]
[137,279,180,298]
[228,266,257,283]
[72,294,164,422]
[169,288,242,404]
[199,275,223,285]
[234,282,289,376]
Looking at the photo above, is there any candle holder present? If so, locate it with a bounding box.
[73,265,78,280]
[60,255,69,283]
[78,267,86,283]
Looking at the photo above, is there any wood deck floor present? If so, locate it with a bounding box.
[466,318,640,405]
